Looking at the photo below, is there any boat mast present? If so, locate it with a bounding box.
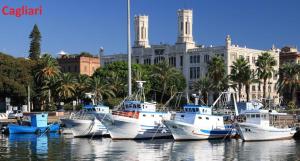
[127,0,132,96]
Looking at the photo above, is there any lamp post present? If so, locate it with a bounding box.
[99,47,104,66]
[268,82,272,99]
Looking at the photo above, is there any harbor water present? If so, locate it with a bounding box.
[0,134,300,161]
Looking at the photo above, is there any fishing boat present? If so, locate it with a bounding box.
[163,92,236,140]
[235,101,296,141]
[60,104,110,137]
[8,113,60,134]
[98,81,172,139]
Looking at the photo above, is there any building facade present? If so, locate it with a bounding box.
[102,9,280,103]
[58,55,100,76]
[279,46,300,65]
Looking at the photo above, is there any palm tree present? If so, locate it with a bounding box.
[55,73,76,102]
[243,68,258,102]
[106,71,126,98]
[230,57,248,101]
[35,54,61,83]
[34,54,61,110]
[255,52,277,99]
[192,76,211,104]
[276,63,300,105]
[88,76,116,104]
[151,61,183,103]
[74,74,91,103]
[207,56,227,92]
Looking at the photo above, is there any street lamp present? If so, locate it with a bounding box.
[268,82,272,99]
[99,47,104,66]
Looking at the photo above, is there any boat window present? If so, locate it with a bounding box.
[217,118,220,121]
[192,108,195,112]
[256,114,260,118]
[202,109,204,113]
[251,114,255,118]
[246,114,250,118]
[195,108,199,112]
[198,116,202,119]
[137,104,141,108]
[181,115,184,117]
[143,114,146,117]
[206,117,209,120]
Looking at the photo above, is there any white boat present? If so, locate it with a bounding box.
[163,92,235,140]
[235,101,296,141]
[98,81,172,139]
[60,104,110,137]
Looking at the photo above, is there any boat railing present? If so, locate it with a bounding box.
[68,111,95,120]
[269,115,295,128]
[112,111,139,119]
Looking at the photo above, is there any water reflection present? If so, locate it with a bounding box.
[0,134,300,160]
[70,138,173,160]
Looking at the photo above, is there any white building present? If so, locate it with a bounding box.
[101,9,280,103]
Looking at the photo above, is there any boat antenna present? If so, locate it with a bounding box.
[136,81,146,102]
[127,0,132,96]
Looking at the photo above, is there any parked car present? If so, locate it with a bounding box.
[8,110,23,119]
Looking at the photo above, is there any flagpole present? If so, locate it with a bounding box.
[127,0,132,96]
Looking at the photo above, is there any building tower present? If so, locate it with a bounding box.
[134,15,150,48]
[176,9,194,45]
[226,35,231,48]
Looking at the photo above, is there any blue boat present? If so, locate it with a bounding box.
[8,113,60,134]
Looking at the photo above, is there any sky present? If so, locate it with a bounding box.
[0,0,299,58]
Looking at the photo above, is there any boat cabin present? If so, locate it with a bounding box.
[83,105,109,114]
[31,113,48,128]
[240,109,294,128]
[123,101,156,112]
[183,105,212,115]
[173,105,213,124]
[240,110,270,127]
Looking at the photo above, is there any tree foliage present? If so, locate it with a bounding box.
[277,63,300,105]
[256,52,277,99]
[29,24,41,60]
[0,53,35,105]
[207,56,228,93]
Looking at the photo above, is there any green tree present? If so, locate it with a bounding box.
[255,52,277,99]
[55,73,76,102]
[192,76,211,104]
[29,24,41,60]
[276,63,300,105]
[0,53,34,106]
[230,58,248,101]
[207,56,228,93]
[88,76,116,104]
[230,57,257,102]
[93,62,128,97]
[34,54,61,110]
[74,74,91,103]
[151,61,186,103]
[243,69,258,102]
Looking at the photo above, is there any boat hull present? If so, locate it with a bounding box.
[70,119,108,137]
[236,123,296,141]
[164,120,233,140]
[8,123,60,134]
[101,115,171,139]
